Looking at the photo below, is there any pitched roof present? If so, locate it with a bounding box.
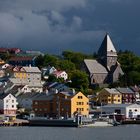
[22,66,41,73]
[116,87,135,94]
[98,34,117,57]
[0,93,15,100]
[9,56,34,61]
[53,71,66,76]
[104,88,121,94]
[84,59,108,74]
[33,93,54,101]
[17,92,40,99]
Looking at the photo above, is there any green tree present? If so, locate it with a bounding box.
[118,50,140,85]
[35,55,44,68]
[58,60,76,72]
[69,70,89,92]
[47,74,57,82]
[62,51,93,69]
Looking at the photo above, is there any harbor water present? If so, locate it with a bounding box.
[0,125,140,140]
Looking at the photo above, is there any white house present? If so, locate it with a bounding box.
[0,93,18,116]
[52,71,68,81]
[102,104,140,119]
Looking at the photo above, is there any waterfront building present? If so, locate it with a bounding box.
[0,93,17,116]
[102,104,140,119]
[130,86,140,102]
[32,91,89,118]
[17,92,40,111]
[116,87,136,104]
[83,34,123,86]
[98,88,122,105]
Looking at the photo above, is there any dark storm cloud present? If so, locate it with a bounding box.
[0,0,139,55]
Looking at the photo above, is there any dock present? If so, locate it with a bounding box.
[0,119,29,126]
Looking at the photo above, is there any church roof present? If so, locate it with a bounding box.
[84,59,108,74]
[98,34,117,57]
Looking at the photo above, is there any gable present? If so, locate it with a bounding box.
[72,92,88,101]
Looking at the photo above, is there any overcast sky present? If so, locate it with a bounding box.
[0,0,140,55]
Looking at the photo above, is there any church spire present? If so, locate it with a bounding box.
[98,34,118,69]
[98,33,117,57]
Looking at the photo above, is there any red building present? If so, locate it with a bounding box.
[116,88,136,103]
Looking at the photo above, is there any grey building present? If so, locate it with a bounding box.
[84,34,123,86]
[102,104,140,119]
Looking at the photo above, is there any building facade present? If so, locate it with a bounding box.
[0,93,17,116]
[116,88,136,104]
[32,92,89,118]
[12,66,42,85]
[102,104,140,119]
[9,56,36,66]
[98,88,122,105]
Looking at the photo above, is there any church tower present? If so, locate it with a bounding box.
[98,34,118,71]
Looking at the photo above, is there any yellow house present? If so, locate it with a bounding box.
[98,88,122,105]
[71,92,89,117]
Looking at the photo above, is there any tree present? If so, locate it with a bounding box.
[58,60,76,72]
[43,54,59,67]
[35,55,44,68]
[118,50,140,85]
[47,74,57,82]
[69,70,89,92]
[62,51,93,69]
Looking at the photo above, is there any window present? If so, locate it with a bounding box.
[78,96,83,99]
[135,109,137,112]
[35,108,38,111]
[35,102,38,105]
[6,100,8,103]
[118,99,120,102]
[12,105,14,108]
[12,100,14,103]
[118,95,120,97]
